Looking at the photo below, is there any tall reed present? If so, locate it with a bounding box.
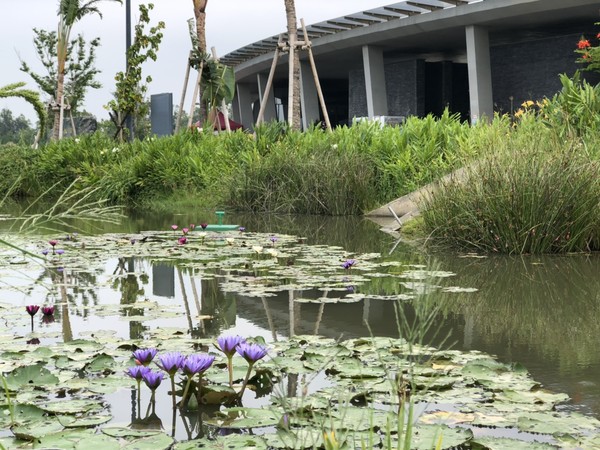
[421,117,600,254]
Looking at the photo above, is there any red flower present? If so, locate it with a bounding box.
[578,39,591,49]
[596,32,600,39]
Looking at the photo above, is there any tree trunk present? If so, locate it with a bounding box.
[193,0,208,54]
[52,62,66,140]
[193,0,208,124]
[284,0,301,131]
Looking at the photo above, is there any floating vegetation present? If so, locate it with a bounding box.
[0,228,596,448]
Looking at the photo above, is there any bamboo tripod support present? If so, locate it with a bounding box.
[174,53,205,132]
[211,46,231,133]
[176,48,232,133]
[255,19,332,132]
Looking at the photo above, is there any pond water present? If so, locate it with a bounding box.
[1,209,600,447]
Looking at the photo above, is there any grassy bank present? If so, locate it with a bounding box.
[3,74,600,253]
[1,111,473,215]
[421,75,600,254]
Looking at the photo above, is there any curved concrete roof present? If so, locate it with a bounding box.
[223,0,600,83]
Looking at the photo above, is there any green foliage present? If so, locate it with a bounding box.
[541,72,600,139]
[0,83,47,137]
[105,3,164,141]
[53,0,121,140]
[201,58,235,110]
[6,113,473,214]
[421,117,600,254]
[20,28,101,115]
[575,27,600,73]
[0,109,36,145]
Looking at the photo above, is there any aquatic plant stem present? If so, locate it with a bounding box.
[170,374,177,409]
[136,379,141,418]
[181,376,193,408]
[227,355,234,388]
[146,391,156,417]
[238,362,254,398]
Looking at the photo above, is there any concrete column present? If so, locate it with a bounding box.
[235,83,254,131]
[362,45,388,118]
[257,72,277,122]
[300,61,320,130]
[465,25,494,124]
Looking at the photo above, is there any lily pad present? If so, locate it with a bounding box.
[205,406,280,429]
[4,363,59,390]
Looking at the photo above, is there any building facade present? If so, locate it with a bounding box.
[222,0,600,129]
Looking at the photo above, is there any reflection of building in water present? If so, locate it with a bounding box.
[152,263,175,298]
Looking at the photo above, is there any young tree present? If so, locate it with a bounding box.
[20,29,101,119]
[0,109,36,145]
[105,3,164,141]
[53,0,121,140]
[283,0,301,130]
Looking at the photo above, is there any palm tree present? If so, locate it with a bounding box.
[192,0,208,55]
[284,0,301,130]
[53,0,121,140]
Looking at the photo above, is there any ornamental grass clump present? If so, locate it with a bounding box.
[421,120,600,254]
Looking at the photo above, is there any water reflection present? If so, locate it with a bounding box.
[3,210,600,430]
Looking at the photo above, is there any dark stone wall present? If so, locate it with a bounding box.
[385,59,426,118]
[348,69,367,120]
[491,32,598,114]
[348,58,427,120]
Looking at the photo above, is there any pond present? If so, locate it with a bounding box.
[0,210,599,448]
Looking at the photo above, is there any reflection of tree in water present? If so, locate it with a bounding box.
[176,265,237,338]
[113,257,148,340]
[25,264,102,320]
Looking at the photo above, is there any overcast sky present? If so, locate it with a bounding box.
[1,0,390,123]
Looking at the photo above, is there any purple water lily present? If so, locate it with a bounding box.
[216,335,245,388]
[182,227,189,235]
[180,354,216,407]
[142,369,164,391]
[178,236,187,245]
[48,240,58,247]
[26,305,40,332]
[239,226,246,233]
[132,348,158,366]
[236,342,269,398]
[236,342,268,364]
[55,249,65,256]
[216,335,245,357]
[26,305,40,316]
[342,259,356,270]
[171,224,178,231]
[200,223,208,230]
[41,249,49,256]
[156,352,185,376]
[181,354,215,377]
[126,365,151,381]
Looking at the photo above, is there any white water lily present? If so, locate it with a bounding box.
[266,248,278,258]
[252,245,263,254]
[225,238,235,245]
